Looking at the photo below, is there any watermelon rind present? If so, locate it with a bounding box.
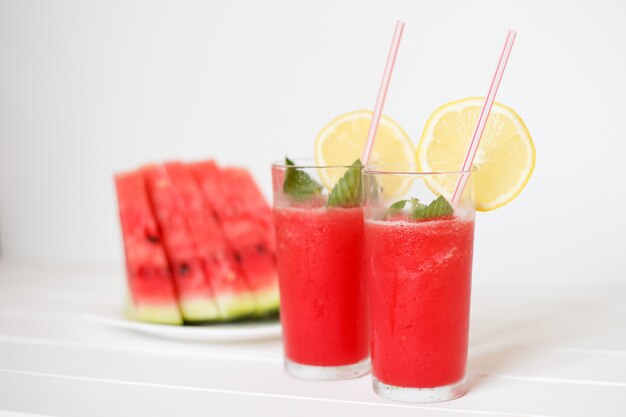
[211,287,257,321]
[125,296,183,325]
[253,284,280,315]
[178,297,222,323]
[212,293,258,321]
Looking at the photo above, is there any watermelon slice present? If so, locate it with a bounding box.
[191,161,280,315]
[143,165,221,322]
[163,162,256,320]
[114,171,182,325]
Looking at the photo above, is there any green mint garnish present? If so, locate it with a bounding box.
[387,195,453,219]
[388,199,410,213]
[411,195,454,219]
[327,159,363,207]
[387,197,426,217]
[283,157,322,199]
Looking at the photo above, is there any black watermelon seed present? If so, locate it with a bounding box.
[178,263,190,275]
[146,234,160,244]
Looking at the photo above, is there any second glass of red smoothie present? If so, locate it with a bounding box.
[362,166,476,402]
[271,159,369,379]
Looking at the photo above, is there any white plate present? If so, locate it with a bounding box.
[85,304,282,342]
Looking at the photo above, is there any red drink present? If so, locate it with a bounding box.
[365,216,474,398]
[273,205,369,378]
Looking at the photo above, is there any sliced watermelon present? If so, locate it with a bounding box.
[143,165,221,322]
[191,161,280,315]
[114,171,182,325]
[163,162,256,320]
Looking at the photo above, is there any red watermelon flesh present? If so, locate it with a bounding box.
[219,166,276,251]
[190,161,280,314]
[114,171,182,325]
[163,162,256,319]
[143,165,221,322]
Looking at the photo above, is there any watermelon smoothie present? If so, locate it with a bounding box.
[366,217,474,392]
[363,169,476,402]
[272,161,370,379]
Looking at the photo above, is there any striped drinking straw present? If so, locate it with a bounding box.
[451,30,517,204]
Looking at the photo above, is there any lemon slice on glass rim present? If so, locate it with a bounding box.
[314,110,416,197]
[416,97,535,211]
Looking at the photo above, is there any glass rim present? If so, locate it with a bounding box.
[271,158,357,169]
[271,160,476,175]
[362,164,475,176]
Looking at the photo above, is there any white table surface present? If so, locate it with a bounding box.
[0,261,624,417]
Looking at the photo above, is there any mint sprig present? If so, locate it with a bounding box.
[387,197,426,217]
[327,159,363,208]
[283,157,322,200]
[387,195,454,220]
[412,195,453,219]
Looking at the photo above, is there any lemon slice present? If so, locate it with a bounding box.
[416,97,535,211]
[314,110,415,197]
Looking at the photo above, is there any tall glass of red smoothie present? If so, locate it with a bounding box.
[271,159,369,379]
[362,166,475,402]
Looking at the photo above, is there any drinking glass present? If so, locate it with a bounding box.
[271,159,370,379]
[362,165,475,402]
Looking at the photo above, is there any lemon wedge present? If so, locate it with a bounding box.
[416,97,535,211]
[314,110,415,197]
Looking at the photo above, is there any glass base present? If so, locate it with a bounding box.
[373,376,466,403]
[285,357,370,380]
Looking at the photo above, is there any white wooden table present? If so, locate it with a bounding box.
[0,261,624,417]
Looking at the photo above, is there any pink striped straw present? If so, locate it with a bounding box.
[451,29,517,204]
[360,21,405,164]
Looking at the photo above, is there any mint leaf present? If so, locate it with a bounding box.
[388,199,410,214]
[283,157,322,200]
[411,195,454,220]
[410,197,427,212]
[387,197,426,218]
[327,159,363,207]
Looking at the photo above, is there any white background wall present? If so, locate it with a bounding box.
[1,0,624,285]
